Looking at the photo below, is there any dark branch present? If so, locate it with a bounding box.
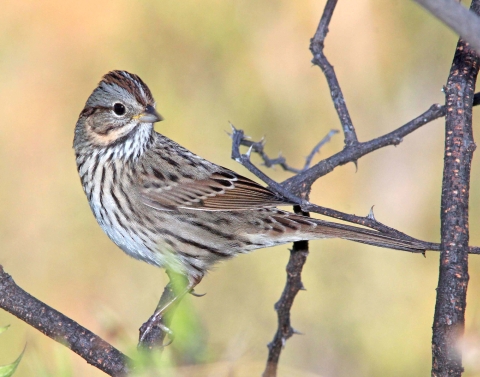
[283,103,446,196]
[263,207,309,377]
[431,1,480,375]
[414,0,480,54]
[236,129,339,174]
[230,116,480,256]
[310,0,358,147]
[0,265,131,377]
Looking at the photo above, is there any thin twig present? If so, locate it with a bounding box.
[0,265,131,377]
[283,103,446,196]
[310,0,358,147]
[303,130,339,170]
[431,1,480,375]
[236,129,339,174]
[263,207,310,377]
[232,103,447,199]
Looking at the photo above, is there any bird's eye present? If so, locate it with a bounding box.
[113,103,126,116]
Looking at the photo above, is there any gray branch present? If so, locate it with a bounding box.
[414,0,480,53]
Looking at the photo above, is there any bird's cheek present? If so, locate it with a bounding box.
[86,117,122,146]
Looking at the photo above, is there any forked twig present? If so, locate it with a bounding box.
[236,129,339,174]
[227,1,480,375]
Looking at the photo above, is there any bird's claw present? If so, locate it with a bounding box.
[189,289,206,297]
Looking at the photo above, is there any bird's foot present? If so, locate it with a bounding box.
[139,310,174,347]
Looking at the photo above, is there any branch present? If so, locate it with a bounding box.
[0,265,131,376]
[240,90,480,197]
[310,0,358,147]
[283,103,443,195]
[414,0,480,54]
[237,129,339,174]
[263,207,309,377]
[432,0,480,375]
[233,126,480,255]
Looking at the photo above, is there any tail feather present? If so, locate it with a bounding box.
[276,213,426,253]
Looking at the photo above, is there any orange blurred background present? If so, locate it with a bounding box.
[1,1,480,376]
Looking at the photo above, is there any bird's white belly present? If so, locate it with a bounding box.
[89,194,167,268]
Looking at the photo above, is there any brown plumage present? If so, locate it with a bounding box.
[74,70,425,289]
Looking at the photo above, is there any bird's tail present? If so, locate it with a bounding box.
[277,212,426,253]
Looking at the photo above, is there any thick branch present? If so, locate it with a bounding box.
[432,1,480,375]
[0,265,131,377]
[414,0,480,54]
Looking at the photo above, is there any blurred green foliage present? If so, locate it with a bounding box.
[0,0,479,376]
[0,325,24,377]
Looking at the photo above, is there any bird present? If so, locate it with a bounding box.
[73,70,425,336]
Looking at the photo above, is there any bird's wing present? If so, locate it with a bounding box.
[138,169,292,211]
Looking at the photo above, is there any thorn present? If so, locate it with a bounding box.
[291,327,303,335]
[229,121,236,132]
[245,145,253,158]
[299,282,307,291]
[367,206,376,220]
[422,251,426,258]
[353,160,358,172]
[260,136,266,146]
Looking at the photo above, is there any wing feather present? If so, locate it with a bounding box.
[138,169,291,211]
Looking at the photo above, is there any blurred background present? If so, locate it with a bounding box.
[1,0,480,376]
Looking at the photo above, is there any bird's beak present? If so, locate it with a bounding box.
[136,104,163,123]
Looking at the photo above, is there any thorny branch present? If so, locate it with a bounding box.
[0,265,131,377]
[238,129,339,174]
[230,1,480,376]
[231,96,480,253]
[1,2,479,376]
[432,0,480,375]
[310,0,358,148]
[263,206,309,377]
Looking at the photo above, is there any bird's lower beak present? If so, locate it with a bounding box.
[137,104,163,123]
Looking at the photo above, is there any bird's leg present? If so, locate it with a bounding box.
[138,271,202,349]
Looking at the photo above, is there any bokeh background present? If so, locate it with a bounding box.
[1,1,480,376]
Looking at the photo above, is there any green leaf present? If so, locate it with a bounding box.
[0,325,25,377]
[0,348,24,377]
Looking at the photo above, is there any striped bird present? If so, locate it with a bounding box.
[74,71,425,333]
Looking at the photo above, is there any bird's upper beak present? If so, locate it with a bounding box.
[136,104,163,123]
